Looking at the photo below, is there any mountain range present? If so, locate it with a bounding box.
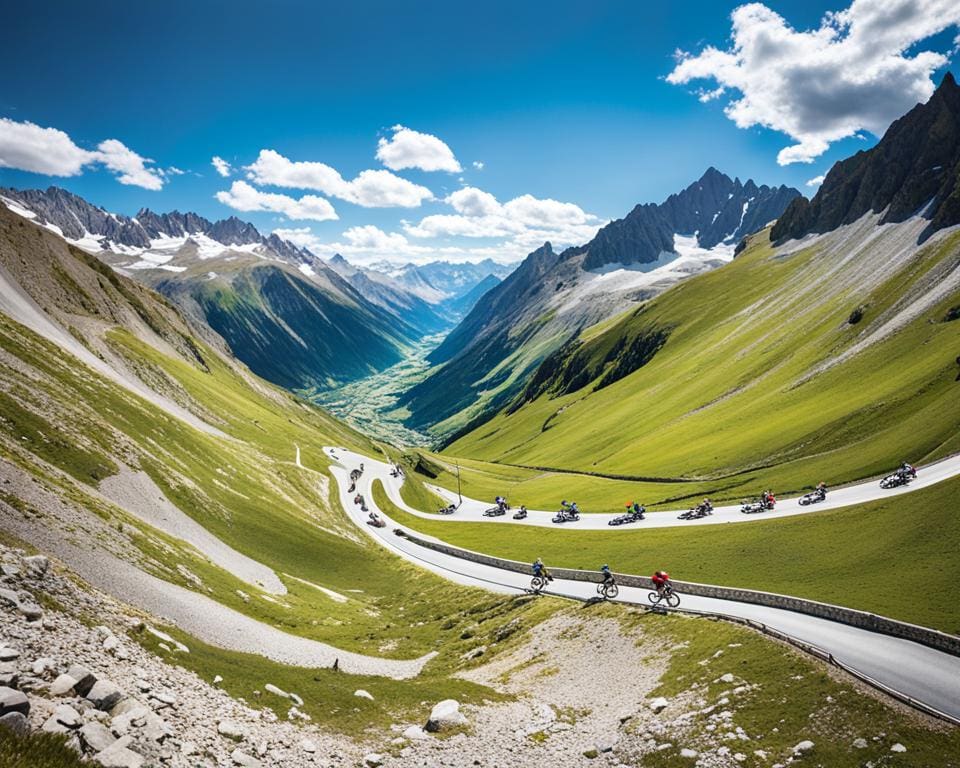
[0,186,512,393]
[398,168,802,440]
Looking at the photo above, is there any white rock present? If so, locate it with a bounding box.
[425,699,468,732]
[364,754,384,767]
[213,675,223,684]
[179,741,197,756]
[793,740,815,753]
[680,748,698,758]
[81,721,117,752]
[49,673,78,696]
[301,739,317,753]
[31,657,55,675]
[853,738,868,749]
[718,673,735,683]
[218,720,246,741]
[231,749,262,767]
[94,735,144,768]
[649,697,669,713]
[87,679,123,711]
[0,648,19,662]
[354,689,374,700]
[403,725,430,741]
[0,686,29,717]
[891,743,907,753]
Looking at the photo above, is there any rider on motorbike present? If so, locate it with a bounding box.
[652,569,671,595]
[761,490,776,508]
[816,482,827,499]
[630,501,646,519]
[899,462,916,479]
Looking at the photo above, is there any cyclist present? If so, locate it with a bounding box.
[533,557,553,583]
[652,569,670,596]
[600,564,615,586]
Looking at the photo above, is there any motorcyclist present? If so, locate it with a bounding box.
[699,498,712,514]
[816,482,827,499]
[761,490,776,508]
[652,569,670,595]
[516,504,528,518]
[629,501,646,519]
[899,462,916,479]
[495,495,508,511]
[533,557,553,582]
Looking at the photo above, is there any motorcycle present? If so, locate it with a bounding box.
[483,505,508,517]
[609,506,646,526]
[880,469,916,489]
[512,508,528,520]
[799,489,827,506]
[741,497,775,514]
[437,503,458,515]
[678,502,712,520]
[367,513,386,528]
[552,508,580,524]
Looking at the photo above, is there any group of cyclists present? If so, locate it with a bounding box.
[531,557,676,605]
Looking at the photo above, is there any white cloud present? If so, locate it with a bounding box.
[0,118,96,176]
[0,118,164,189]
[273,224,521,266]
[404,186,604,249]
[211,156,232,177]
[215,180,338,221]
[245,149,433,208]
[806,174,826,187]
[667,0,960,164]
[472,160,485,170]
[164,167,186,176]
[375,125,462,173]
[95,139,164,190]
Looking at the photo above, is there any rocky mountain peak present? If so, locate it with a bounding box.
[772,70,960,243]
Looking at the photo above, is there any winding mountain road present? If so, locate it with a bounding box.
[325,447,960,722]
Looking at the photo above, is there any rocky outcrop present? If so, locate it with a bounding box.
[772,72,960,244]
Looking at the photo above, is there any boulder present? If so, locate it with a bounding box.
[31,658,55,676]
[596,735,618,753]
[649,697,669,713]
[0,686,29,717]
[0,711,29,736]
[301,739,317,753]
[0,647,20,662]
[853,738,868,749]
[891,743,907,753]
[87,679,123,711]
[66,664,96,696]
[42,704,81,733]
[354,689,374,700]
[0,672,18,688]
[80,721,117,753]
[793,740,815,753]
[231,749,263,767]
[49,673,79,697]
[403,725,430,740]
[218,719,246,741]
[141,711,172,742]
[23,555,49,578]
[680,748,699,758]
[364,754,384,767]
[425,699,467,732]
[18,602,43,621]
[94,735,144,768]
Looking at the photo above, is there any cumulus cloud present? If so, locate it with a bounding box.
[667,0,960,164]
[0,118,164,189]
[245,149,433,208]
[95,139,164,190]
[806,174,826,187]
[273,224,519,266]
[211,156,232,177]
[215,180,338,221]
[472,160,485,170]
[375,125,462,173]
[404,185,604,249]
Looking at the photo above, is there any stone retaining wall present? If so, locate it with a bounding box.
[396,530,960,657]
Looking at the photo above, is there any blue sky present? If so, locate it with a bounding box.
[1,0,957,263]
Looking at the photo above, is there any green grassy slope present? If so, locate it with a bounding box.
[374,474,960,633]
[444,225,960,507]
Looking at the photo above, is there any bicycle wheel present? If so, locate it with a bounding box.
[531,576,545,591]
[605,584,619,599]
[666,591,681,608]
[647,591,661,605]
[596,583,605,595]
